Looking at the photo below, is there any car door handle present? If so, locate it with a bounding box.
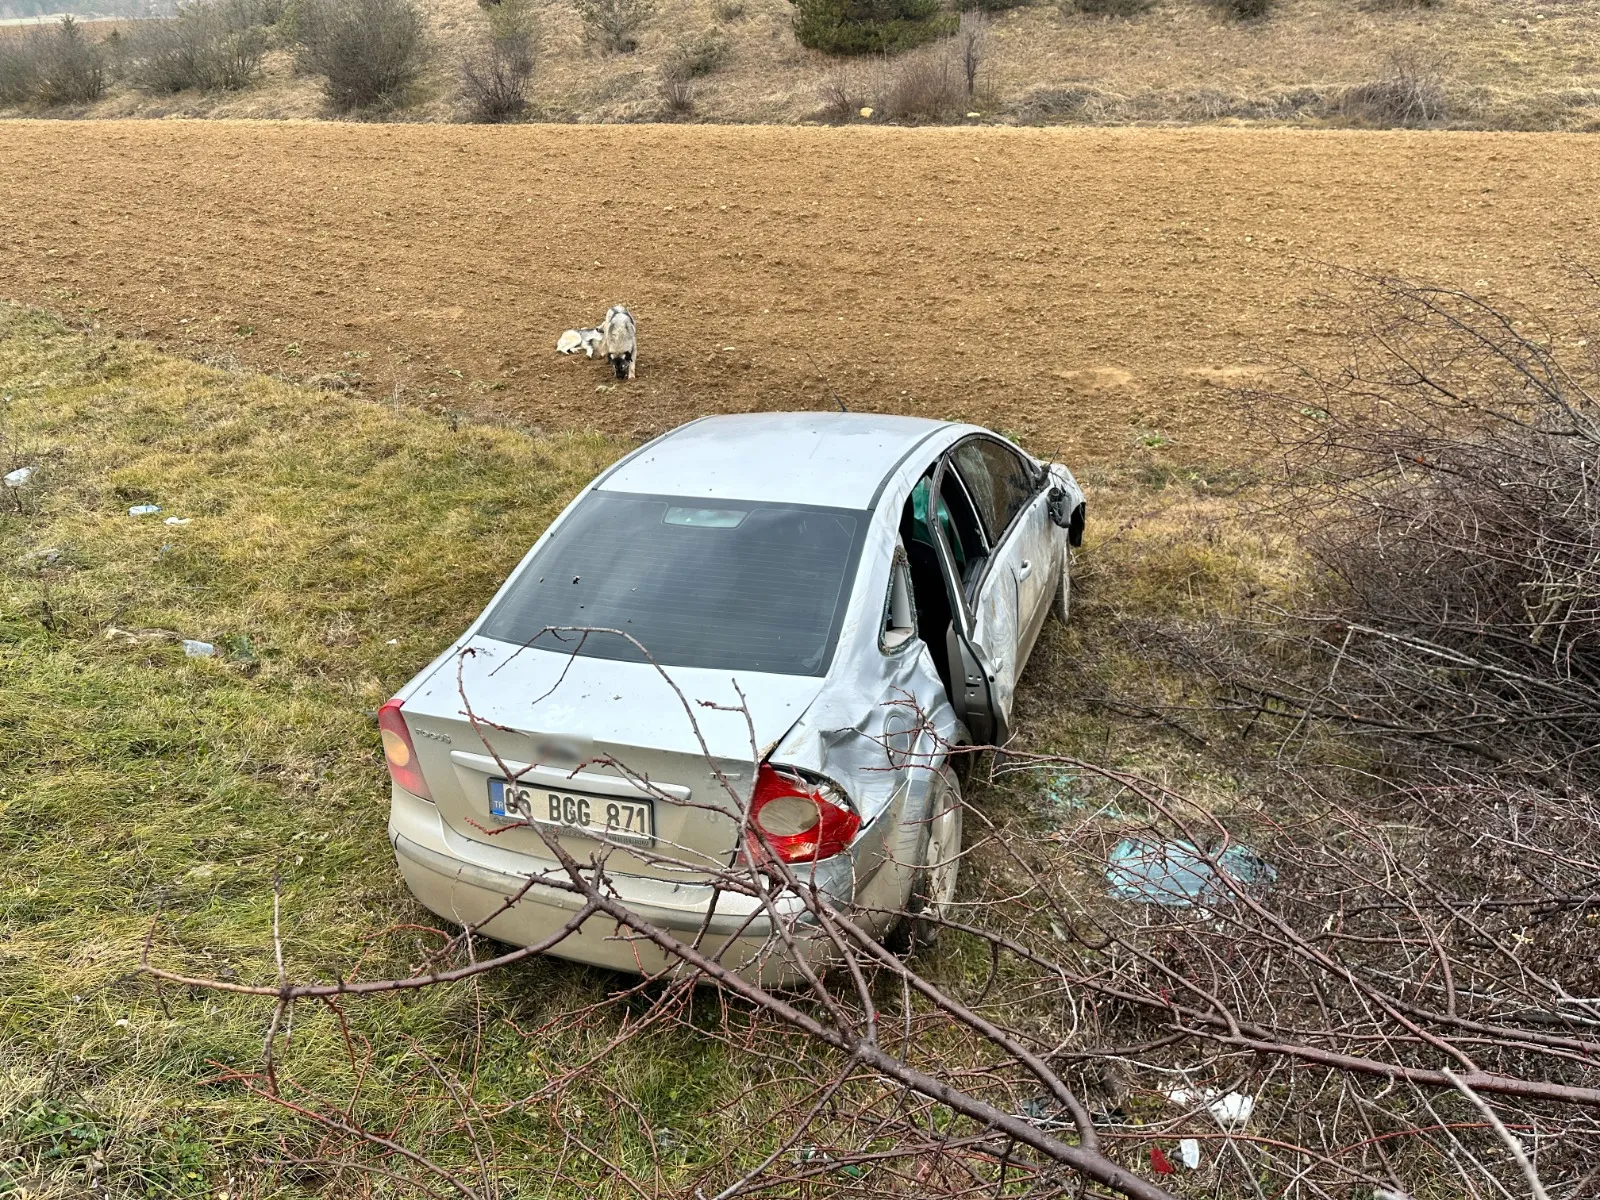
[1017,560,1032,580]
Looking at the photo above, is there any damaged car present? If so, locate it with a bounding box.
[382,412,1085,981]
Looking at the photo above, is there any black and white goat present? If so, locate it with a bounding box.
[600,305,637,381]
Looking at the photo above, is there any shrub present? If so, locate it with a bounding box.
[1213,0,1269,17]
[964,0,1029,13]
[460,0,535,121]
[817,64,870,119]
[3,17,108,106]
[664,29,730,78]
[1340,52,1448,126]
[0,37,43,105]
[1255,277,1600,784]
[293,0,427,109]
[659,71,694,115]
[573,0,655,53]
[792,0,952,56]
[879,43,962,120]
[131,0,274,93]
[1071,0,1153,15]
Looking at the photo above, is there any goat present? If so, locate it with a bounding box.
[556,327,604,358]
[600,305,637,381]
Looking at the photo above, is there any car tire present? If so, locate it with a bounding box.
[1051,548,1072,624]
[889,768,963,954]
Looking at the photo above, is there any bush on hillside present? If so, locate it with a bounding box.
[1340,52,1448,126]
[0,37,43,104]
[1211,0,1269,16]
[131,0,276,93]
[292,0,426,109]
[573,0,656,53]
[0,16,107,106]
[875,41,965,120]
[460,0,535,121]
[792,0,952,56]
[1071,0,1153,15]
[664,29,730,78]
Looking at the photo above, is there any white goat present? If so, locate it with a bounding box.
[556,327,604,358]
[600,305,637,381]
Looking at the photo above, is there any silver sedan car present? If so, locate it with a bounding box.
[382,412,1085,980]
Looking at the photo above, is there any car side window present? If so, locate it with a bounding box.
[951,438,1038,545]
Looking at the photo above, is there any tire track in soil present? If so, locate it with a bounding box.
[2,121,1596,463]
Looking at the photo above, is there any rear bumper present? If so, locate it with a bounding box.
[388,789,832,985]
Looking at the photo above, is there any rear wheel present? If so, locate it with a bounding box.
[1051,549,1072,624]
[890,769,963,953]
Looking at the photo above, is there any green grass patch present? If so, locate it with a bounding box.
[0,301,1308,1197]
[0,303,788,1195]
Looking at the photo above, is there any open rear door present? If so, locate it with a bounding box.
[926,460,1008,745]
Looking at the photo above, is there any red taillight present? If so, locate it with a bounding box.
[748,764,860,864]
[378,698,433,801]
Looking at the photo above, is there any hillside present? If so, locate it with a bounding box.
[2,0,1598,127]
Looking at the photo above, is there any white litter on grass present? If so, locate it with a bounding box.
[1167,1088,1256,1126]
[4,466,36,487]
[128,504,162,517]
[1178,1138,1201,1169]
[163,516,192,526]
[182,639,215,658]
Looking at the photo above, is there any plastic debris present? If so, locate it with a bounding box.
[1041,769,1124,821]
[4,466,36,487]
[1168,1087,1256,1127]
[182,640,216,658]
[1150,1147,1175,1175]
[1373,1190,1413,1200]
[859,106,873,118]
[163,516,192,526]
[1107,837,1275,907]
[1178,1138,1201,1169]
[128,504,162,517]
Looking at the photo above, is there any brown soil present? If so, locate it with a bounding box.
[3,120,1597,462]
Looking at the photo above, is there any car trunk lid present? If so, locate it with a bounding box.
[397,636,824,880]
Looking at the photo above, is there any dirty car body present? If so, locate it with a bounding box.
[383,412,1085,982]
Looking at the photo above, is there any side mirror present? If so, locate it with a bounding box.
[1048,487,1086,547]
[1047,486,1070,527]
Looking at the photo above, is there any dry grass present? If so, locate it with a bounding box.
[0,297,1295,1197]
[0,0,1595,127]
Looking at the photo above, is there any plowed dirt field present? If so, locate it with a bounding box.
[3,122,1597,460]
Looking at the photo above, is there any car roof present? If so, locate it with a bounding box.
[596,412,959,509]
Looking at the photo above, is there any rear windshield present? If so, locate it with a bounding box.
[479,491,868,676]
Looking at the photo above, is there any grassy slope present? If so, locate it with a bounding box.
[0,305,758,1195]
[0,303,1293,1195]
[4,0,1598,127]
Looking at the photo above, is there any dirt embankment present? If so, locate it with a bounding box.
[3,121,1597,460]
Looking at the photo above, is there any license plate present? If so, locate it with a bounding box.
[488,779,654,846]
